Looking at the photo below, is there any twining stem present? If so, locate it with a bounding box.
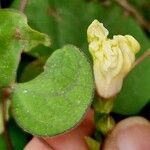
[19,0,28,12]
[2,88,12,150]
[132,48,150,69]
[113,0,150,32]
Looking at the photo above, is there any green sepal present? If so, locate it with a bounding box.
[94,113,115,136]
[85,136,100,150]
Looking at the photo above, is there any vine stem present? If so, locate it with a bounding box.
[2,88,12,150]
[19,0,28,12]
[113,0,150,32]
[132,48,150,69]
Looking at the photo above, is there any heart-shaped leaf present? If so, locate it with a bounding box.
[0,9,51,87]
[12,45,94,136]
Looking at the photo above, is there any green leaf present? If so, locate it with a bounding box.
[12,45,94,136]
[0,9,51,87]
[113,56,150,115]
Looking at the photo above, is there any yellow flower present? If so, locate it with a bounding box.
[87,20,140,98]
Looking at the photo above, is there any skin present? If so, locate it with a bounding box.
[102,117,150,150]
[25,112,150,150]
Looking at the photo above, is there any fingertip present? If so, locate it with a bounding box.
[24,137,53,150]
[44,109,94,150]
[103,117,150,150]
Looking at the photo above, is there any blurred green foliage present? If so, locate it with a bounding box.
[0,0,149,149]
[11,0,150,115]
[129,0,150,21]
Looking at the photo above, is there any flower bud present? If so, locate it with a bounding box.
[87,20,140,98]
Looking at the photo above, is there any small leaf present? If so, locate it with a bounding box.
[12,45,94,136]
[0,9,51,87]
